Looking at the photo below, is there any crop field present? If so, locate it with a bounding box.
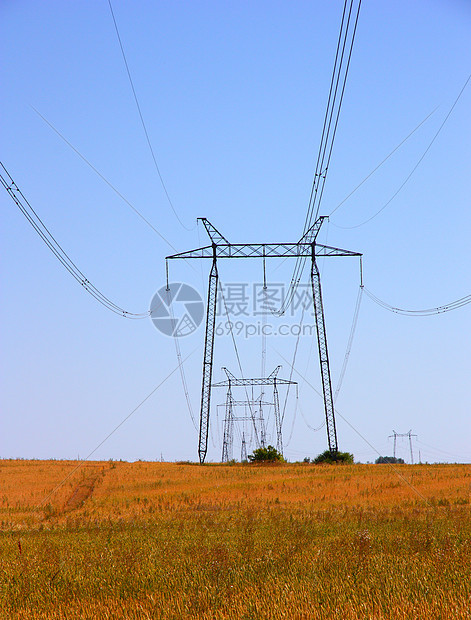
[1,460,470,619]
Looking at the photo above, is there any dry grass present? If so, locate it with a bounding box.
[1,460,470,619]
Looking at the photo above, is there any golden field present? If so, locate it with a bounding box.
[1,460,470,619]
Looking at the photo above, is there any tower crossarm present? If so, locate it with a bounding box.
[166,242,361,260]
[223,400,274,407]
[166,217,361,260]
[212,377,297,387]
[315,244,362,258]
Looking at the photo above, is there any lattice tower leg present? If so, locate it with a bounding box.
[222,382,234,463]
[273,380,283,455]
[198,257,218,463]
[241,432,248,462]
[259,408,267,448]
[409,433,414,465]
[311,252,338,455]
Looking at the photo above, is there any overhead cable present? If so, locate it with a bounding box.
[37,348,197,509]
[218,280,261,445]
[166,287,198,431]
[108,0,194,231]
[274,346,432,506]
[335,73,471,229]
[329,106,438,219]
[334,285,363,401]
[303,0,362,230]
[298,400,325,433]
[280,301,307,426]
[364,287,471,316]
[416,440,470,463]
[278,0,362,316]
[1,162,150,319]
[284,396,300,447]
[31,106,177,253]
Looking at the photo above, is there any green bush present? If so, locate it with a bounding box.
[375,456,405,464]
[248,445,285,463]
[313,450,354,464]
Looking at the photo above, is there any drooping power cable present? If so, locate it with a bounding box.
[31,106,178,252]
[277,0,362,316]
[329,106,438,219]
[335,73,471,229]
[364,287,471,316]
[165,287,198,431]
[1,162,150,319]
[334,285,363,401]
[107,0,194,231]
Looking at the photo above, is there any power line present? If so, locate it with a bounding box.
[269,105,436,280]
[364,287,471,316]
[31,106,178,252]
[298,399,325,433]
[282,263,363,426]
[218,279,261,446]
[166,287,198,431]
[273,346,432,506]
[305,0,362,227]
[329,106,438,219]
[281,299,307,426]
[334,285,363,401]
[37,348,197,510]
[1,162,150,319]
[284,395,299,447]
[416,440,470,463]
[335,73,471,229]
[278,0,362,316]
[107,0,194,232]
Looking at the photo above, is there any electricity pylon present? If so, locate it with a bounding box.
[389,430,417,464]
[216,396,272,463]
[213,366,297,461]
[166,216,362,463]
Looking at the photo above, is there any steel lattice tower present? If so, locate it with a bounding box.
[213,366,297,461]
[166,216,362,463]
[389,430,418,464]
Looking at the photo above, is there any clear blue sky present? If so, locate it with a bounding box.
[1,1,470,464]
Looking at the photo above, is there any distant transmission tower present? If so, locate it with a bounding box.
[389,430,418,464]
[213,366,297,462]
